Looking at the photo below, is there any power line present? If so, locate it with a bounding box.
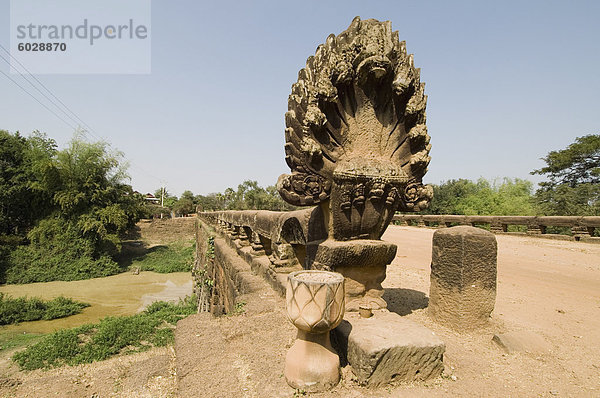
[0,44,99,137]
[0,52,84,129]
[0,47,165,186]
[0,67,77,131]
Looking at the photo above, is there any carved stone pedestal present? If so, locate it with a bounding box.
[306,240,396,312]
[285,270,345,392]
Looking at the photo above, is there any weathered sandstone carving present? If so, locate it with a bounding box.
[278,15,432,240]
[277,16,432,309]
[197,17,445,389]
[284,270,345,392]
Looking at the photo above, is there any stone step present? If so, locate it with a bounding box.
[333,311,445,386]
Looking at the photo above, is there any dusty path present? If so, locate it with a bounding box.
[2,223,599,397]
[381,226,600,397]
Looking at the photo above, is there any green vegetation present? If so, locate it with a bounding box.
[422,135,599,218]
[12,295,197,370]
[0,130,145,284]
[532,134,600,216]
[130,240,195,273]
[154,180,297,215]
[0,293,89,325]
[424,178,535,216]
[0,331,43,353]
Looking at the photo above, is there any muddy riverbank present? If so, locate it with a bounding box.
[0,271,192,335]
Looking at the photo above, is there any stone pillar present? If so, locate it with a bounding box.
[250,231,265,255]
[490,223,507,233]
[429,226,497,329]
[526,224,544,235]
[571,225,591,240]
[238,227,251,247]
[306,240,396,312]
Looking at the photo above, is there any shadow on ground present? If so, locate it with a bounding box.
[383,288,429,316]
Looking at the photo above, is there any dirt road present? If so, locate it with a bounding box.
[2,223,599,397]
[381,226,600,397]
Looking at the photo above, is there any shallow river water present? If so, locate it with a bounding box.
[0,271,192,334]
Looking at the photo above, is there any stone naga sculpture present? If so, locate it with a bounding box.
[277,17,432,310]
[278,16,432,241]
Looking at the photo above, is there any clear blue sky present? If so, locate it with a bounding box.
[1,0,599,196]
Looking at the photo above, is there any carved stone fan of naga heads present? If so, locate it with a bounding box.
[277,17,433,240]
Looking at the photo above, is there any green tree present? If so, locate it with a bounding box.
[4,134,144,283]
[455,178,535,216]
[424,179,479,215]
[0,130,56,236]
[220,180,296,211]
[194,193,221,211]
[173,190,195,215]
[531,134,600,215]
[423,178,535,216]
[49,137,141,254]
[154,188,177,209]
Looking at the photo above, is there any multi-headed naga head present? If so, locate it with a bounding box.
[278,17,433,241]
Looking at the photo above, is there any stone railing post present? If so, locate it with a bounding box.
[571,225,591,240]
[250,231,265,255]
[429,226,497,329]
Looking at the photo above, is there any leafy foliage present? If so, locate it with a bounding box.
[0,130,56,236]
[0,293,89,325]
[173,190,195,215]
[0,131,145,283]
[196,180,296,212]
[152,180,297,214]
[13,296,197,370]
[424,178,535,216]
[532,134,600,215]
[5,218,121,283]
[532,134,600,186]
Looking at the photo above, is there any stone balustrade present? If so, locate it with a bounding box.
[392,214,600,241]
[196,209,446,386]
[200,208,317,266]
[196,209,316,313]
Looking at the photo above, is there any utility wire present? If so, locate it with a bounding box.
[0,46,165,186]
[0,67,77,131]
[0,44,99,137]
[0,52,84,130]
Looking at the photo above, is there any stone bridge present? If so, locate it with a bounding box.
[181,16,599,395]
[183,215,600,395]
[194,210,599,318]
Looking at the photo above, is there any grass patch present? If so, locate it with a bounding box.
[12,295,197,370]
[0,332,44,353]
[0,293,90,325]
[130,240,194,273]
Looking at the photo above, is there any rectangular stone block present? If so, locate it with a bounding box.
[306,239,396,311]
[429,226,497,329]
[333,311,445,386]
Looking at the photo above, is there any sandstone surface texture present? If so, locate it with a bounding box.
[334,311,444,386]
[429,226,497,329]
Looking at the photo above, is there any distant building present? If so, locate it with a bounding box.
[144,193,160,204]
